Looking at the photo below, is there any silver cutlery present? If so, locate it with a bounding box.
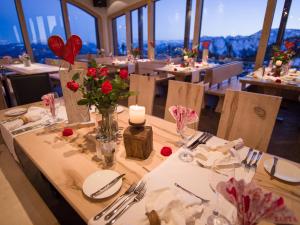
[241,148,253,165]
[270,157,278,179]
[93,183,137,220]
[196,161,228,177]
[0,117,20,125]
[11,122,51,135]
[188,132,206,148]
[251,151,263,169]
[174,183,209,203]
[245,152,257,169]
[90,174,125,198]
[190,132,213,150]
[105,188,146,225]
[104,181,146,220]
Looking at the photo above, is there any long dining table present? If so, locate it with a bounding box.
[0,102,299,225]
[3,63,60,75]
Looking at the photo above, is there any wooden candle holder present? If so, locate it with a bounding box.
[123,126,153,160]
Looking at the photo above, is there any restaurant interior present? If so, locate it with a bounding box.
[0,0,300,225]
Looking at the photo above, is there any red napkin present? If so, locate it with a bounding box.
[216,178,298,225]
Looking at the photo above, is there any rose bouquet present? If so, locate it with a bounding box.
[131,47,141,58]
[182,47,198,58]
[272,41,295,65]
[67,62,133,110]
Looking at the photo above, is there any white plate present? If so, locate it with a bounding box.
[116,105,124,113]
[82,170,123,199]
[264,158,300,183]
[4,108,27,117]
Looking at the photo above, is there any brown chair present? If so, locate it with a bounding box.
[128,74,156,115]
[136,60,167,75]
[217,90,282,152]
[0,82,7,109]
[164,80,205,123]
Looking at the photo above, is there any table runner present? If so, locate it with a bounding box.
[88,134,262,225]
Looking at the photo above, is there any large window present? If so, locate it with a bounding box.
[21,0,66,62]
[200,0,268,71]
[0,0,26,58]
[67,3,99,55]
[112,15,127,56]
[189,0,197,48]
[155,0,187,59]
[284,1,300,68]
[131,5,148,58]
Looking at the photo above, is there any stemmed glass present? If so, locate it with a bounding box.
[42,92,61,123]
[207,152,238,225]
[177,122,197,163]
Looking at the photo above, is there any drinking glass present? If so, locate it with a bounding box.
[42,92,61,123]
[207,154,237,225]
[177,122,197,163]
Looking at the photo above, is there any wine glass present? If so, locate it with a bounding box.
[207,153,237,225]
[177,122,197,163]
[42,92,61,124]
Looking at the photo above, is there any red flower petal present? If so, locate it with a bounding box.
[160,146,172,156]
[101,80,113,94]
[62,128,73,136]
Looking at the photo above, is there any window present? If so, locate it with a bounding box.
[112,15,127,56]
[284,1,300,68]
[155,0,187,59]
[131,5,148,58]
[21,0,66,62]
[0,0,26,58]
[67,3,99,55]
[200,0,268,71]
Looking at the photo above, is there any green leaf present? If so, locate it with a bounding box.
[77,98,89,105]
[72,72,80,81]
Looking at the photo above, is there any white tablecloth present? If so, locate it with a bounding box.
[0,106,67,162]
[89,134,262,225]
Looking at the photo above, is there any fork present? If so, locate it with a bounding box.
[93,183,137,220]
[190,133,213,150]
[105,189,146,225]
[241,148,253,165]
[251,151,263,169]
[104,181,146,220]
[245,152,257,169]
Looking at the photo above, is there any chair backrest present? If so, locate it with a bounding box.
[9,73,52,105]
[73,61,88,70]
[45,58,69,68]
[0,82,7,110]
[95,57,113,65]
[136,60,167,75]
[171,57,182,65]
[128,74,156,115]
[217,90,282,152]
[204,61,243,87]
[164,80,205,122]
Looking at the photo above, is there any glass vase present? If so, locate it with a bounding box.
[95,106,118,167]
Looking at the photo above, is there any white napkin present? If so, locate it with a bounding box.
[127,63,135,74]
[3,106,45,131]
[145,188,204,225]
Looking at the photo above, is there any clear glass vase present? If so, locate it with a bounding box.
[95,106,119,167]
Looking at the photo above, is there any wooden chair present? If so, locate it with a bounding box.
[128,74,156,115]
[217,90,282,152]
[0,82,7,109]
[164,80,205,123]
[136,60,167,75]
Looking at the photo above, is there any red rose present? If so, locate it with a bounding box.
[98,67,108,76]
[285,41,295,49]
[87,67,97,77]
[62,128,73,136]
[160,146,172,157]
[119,68,128,79]
[101,80,112,94]
[202,41,211,49]
[66,80,79,92]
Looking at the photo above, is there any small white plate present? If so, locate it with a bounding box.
[264,158,300,183]
[82,170,123,199]
[116,105,124,113]
[4,108,27,117]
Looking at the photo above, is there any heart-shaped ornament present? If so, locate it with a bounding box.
[48,35,65,58]
[63,35,82,65]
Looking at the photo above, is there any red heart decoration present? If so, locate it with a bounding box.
[48,35,65,58]
[63,35,82,65]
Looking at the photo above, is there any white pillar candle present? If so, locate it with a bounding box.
[183,55,188,61]
[129,105,145,124]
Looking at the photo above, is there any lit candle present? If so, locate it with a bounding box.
[275,60,282,66]
[183,55,188,61]
[129,105,145,124]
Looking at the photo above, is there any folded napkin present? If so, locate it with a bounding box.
[145,188,204,225]
[217,178,298,225]
[3,106,45,131]
[191,70,200,83]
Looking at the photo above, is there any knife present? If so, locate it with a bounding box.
[11,123,45,135]
[270,157,278,179]
[90,174,125,198]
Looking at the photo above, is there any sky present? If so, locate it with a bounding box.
[1,0,300,44]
